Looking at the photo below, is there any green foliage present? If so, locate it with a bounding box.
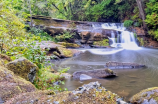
[123,20,134,27]
[93,39,109,46]
[59,67,70,73]
[55,31,74,42]
[33,66,66,91]
[29,27,56,41]
[145,0,158,39]
[0,0,67,92]
[0,0,26,54]
[137,37,144,46]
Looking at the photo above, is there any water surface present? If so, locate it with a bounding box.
[52,48,158,101]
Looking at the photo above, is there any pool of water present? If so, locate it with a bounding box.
[52,47,158,101]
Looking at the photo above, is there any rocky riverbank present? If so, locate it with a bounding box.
[1,54,158,103]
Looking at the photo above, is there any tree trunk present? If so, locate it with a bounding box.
[28,0,33,27]
[136,0,148,34]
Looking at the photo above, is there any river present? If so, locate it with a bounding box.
[52,47,158,101]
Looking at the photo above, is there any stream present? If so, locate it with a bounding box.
[52,47,158,101]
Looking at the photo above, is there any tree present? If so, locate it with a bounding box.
[136,0,148,34]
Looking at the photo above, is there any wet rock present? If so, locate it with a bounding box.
[79,74,92,81]
[6,58,39,83]
[130,87,158,104]
[5,82,127,104]
[105,61,146,69]
[57,47,74,58]
[73,68,116,79]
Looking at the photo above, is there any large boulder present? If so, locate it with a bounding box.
[73,68,116,79]
[130,87,158,104]
[0,66,36,102]
[5,82,126,104]
[6,58,39,83]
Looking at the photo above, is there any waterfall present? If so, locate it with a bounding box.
[101,23,138,49]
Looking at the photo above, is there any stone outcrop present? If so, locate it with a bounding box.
[36,41,81,59]
[0,65,36,102]
[73,68,116,79]
[6,58,39,83]
[57,47,74,58]
[57,42,80,48]
[5,82,127,104]
[130,87,158,104]
[105,61,146,69]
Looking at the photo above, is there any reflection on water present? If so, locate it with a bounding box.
[52,48,158,101]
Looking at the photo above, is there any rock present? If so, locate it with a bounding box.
[0,54,12,62]
[6,58,39,83]
[36,41,64,50]
[59,73,72,79]
[5,82,127,104]
[130,87,158,104]
[105,61,146,69]
[53,51,61,57]
[0,59,5,67]
[0,66,36,102]
[80,74,92,81]
[73,68,116,79]
[58,42,80,48]
[57,47,74,58]
[0,97,4,104]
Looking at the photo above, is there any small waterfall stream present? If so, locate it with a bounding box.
[101,23,138,49]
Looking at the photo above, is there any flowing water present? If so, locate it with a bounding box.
[101,23,138,49]
[51,23,158,101]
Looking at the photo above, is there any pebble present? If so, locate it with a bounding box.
[0,97,4,104]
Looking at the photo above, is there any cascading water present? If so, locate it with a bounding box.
[101,23,138,49]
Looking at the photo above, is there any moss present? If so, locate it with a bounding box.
[58,42,80,48]
[53,51,60,57]
[5,84,120,104]
[6,58,39,82]
[57,47,74,58]
[130,87,158,103]
[93,39,109,46]
[34,67,65,90]
[0,66,36,102]
[105,68,114,74]
[0,54,12,64]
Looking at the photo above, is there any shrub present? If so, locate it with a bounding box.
[123,20,134,27]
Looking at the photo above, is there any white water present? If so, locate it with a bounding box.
[101,23,139,49]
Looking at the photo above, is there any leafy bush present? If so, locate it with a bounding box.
[55,32,74,42]
[123,20,134,27]
[29,27,56,41]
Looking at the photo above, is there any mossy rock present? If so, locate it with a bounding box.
[5,82,126,104]
[0,66,36,102]
[58,42,80,48]
[130,87,158,104]
[0,59,5,67]
[0,54,12,64]
[57,47,74,58]
[53,51,60,57]
[6,58,39,83]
